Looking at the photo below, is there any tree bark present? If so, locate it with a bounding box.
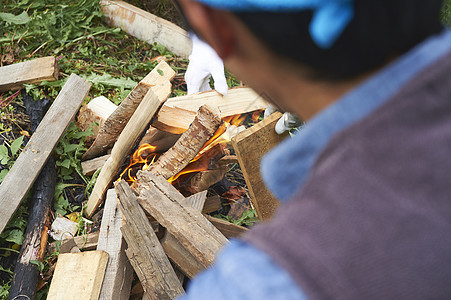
[9,94,57,300]
[137,104,221,183]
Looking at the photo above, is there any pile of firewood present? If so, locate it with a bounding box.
[0,1,289,299]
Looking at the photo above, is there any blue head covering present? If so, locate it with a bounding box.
[194,0,354,49]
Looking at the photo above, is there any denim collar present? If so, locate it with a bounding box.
[261,30,451,202]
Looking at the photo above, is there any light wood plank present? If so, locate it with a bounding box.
[0,56,59,92]
[47,251,109,300]
[97,189,133,300]
[186,190,208,212]
[231,112,286,220]
[81,154,111,176]
[100,0,192,58]
[0,74,90,234]
[161,86,268,119]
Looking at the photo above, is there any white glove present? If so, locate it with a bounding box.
[265,105,303,135]
[185,34,228,96]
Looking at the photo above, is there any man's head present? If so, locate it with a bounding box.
[177,0,444,118]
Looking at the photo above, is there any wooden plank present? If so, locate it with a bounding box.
[47,251,109,300]
[81,154,111,176]
[97,189,133,300]
[85,78,172,217]
[205,215,249,238]
[100,0,192,58]
[136,174,228,269]
[231,112,287,220]
[0,56,59,92]
[160,87,268,121]
[115,181,184,299]
[0,74,90,234]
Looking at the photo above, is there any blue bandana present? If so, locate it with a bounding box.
[195,0,354,48]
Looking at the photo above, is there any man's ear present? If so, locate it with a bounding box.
[178,0,235,59]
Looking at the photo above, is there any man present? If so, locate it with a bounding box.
[176,0,451,299]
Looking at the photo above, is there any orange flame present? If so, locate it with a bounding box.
[120,113,248,185]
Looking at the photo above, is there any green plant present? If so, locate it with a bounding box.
[215,208,259,227]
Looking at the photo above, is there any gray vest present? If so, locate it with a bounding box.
[244,52,451,299]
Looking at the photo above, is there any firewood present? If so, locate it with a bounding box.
[77,96,118,145]
[158,191,206,279]
[231,112,287,220]
[100,0,192,58]
[115,181,184,299]
[138,104,222,181]
[82,61,175,160]
[97,189,133,300]
[9,94,56,300]
[185,190,208,211]
[135,174,228,269]
[184,168,228,194]
[0,56,59,91]
[152,105,197,134]
[85,78,172,218]
[138,126,180,153]
[204,215,249,238]
[47,251,109,300]
[47,232,99,254]
[202,195,222,214]
[0,74,90,234]
[159,87,268,125]
[81,154,111,176]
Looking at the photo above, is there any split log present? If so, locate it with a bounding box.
[152,105,197,134]
[85,78,172,218]
[155,87,268,133]
[81,154,111,176]
[82,61,175,160]
[159,190,207,278]
[231,112,287,220]
[135,174,228,269]
[100,0,192,58]
[0,74,90,234]
[97,189,133,300]
[47,251,109,300]
[9,95,56,300]
[115,181,184,299]
[77,96,118,145]
[204,215,249,238]
[47,232,99,254]
[184,167,228,194]
[0,56,59,92]
[202,195,222,214]
[138,104,221,181]
[138,126,180,153]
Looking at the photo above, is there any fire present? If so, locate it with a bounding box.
[120,112,249,185]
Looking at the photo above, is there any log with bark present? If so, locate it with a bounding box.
[135,104,222,183]
[9,94,56,300]
[82,61,175,160]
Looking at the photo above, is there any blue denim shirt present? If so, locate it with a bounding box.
[179,30,451,300]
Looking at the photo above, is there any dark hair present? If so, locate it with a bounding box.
[235,1,444,80]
